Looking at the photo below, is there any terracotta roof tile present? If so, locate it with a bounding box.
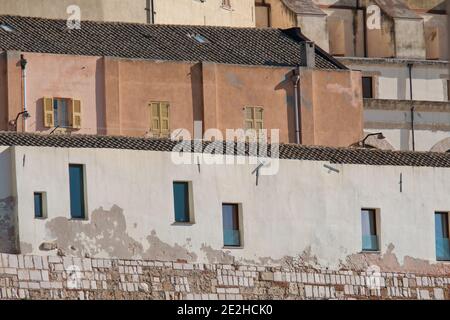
[0,132,449,168]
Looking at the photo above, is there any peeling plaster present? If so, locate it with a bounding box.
[45,205,144,259]
[341,243,450,276]
[201,244,235,264]
[144,230,197,262]
[0,196,18,254]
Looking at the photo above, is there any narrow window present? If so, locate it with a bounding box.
[255,1,271,28]
[173,182,191,223]
[361,209,379,251]
[362,77,374,98]
[69,164,86,219]
[54,98,69,128]
[34,192,45,218]
[435,212,450,261]
[150,102,170,138]
[222,203,241,247]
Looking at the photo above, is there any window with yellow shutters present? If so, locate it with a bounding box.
[244,106,264,142]
[43,97,82,129]
[69,99,82,129]
[150,102,170,138]
[43,97,54,127]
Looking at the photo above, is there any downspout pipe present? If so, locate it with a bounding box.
[292,66,301,145]
[20,54,27,133]
[146,0,155,24]
[408,63,415,151]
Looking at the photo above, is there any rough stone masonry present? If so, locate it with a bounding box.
[0,253,448,300]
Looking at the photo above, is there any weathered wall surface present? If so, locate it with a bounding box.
[300,68,363,147]
[340,58,449,101]
[0,0,147,23]
[0,253,448,300]
[364,98,450,151]
[0,146,17,254]
[153,0,255,27]
[9,146,450,274]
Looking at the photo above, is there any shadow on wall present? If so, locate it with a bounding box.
[96,58,106,135]
[275,70,296,143]
[190,63,204,127]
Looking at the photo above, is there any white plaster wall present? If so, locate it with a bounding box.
[0,146,12,199]
[10,146,450,269]
[0,0,148,23]
[364,109,450,151]
[394,19,426,60]
[346,61,449,101]
[153,0,255,27]
[296,14,329,52]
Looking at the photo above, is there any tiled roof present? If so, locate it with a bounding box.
[0,15,343,69]
[0,132,449,168]
[282,0,326,15]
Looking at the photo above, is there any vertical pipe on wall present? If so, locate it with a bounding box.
[20,54,27,133]
[292,67,301,145]
[146,0,155,24]
[408,63,415,151]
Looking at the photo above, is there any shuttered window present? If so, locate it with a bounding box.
[43,97,82,129]
[150,102,170,137]
[244,107,263,131]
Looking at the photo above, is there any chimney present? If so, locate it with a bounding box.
[301,41,316,68]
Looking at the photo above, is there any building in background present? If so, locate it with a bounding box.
[0,15,363,148]
[0,0,255,27]
[256,0,450,152]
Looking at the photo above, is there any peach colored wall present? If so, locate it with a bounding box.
[115,59,199,138]
[14,52,104,134]
[0,53,7,130]
[213,64,295,143]
[300,69,364,147]
[3,51,23,132]
[2,52,363,148]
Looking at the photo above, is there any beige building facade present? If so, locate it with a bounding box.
[0,0,255,27]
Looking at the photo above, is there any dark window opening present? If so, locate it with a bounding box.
[34,192,44,218]
[362,77,374,98]
[69,164,86,219]
[173,182,191,223]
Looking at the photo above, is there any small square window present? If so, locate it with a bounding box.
[34,192,46,219]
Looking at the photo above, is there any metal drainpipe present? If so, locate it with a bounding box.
[292,67,301,144]
[146,0,155,24]
[20,54,28,133]
[408,63,415,151]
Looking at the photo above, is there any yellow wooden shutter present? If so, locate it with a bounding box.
[69,99,82,129]
[160,102,170,136]
[244,107,253,130]
[254,107,263,131]
[43,97,54,127]
[151,102,160,135]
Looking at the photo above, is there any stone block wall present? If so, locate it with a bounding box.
[0,253,448,300]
